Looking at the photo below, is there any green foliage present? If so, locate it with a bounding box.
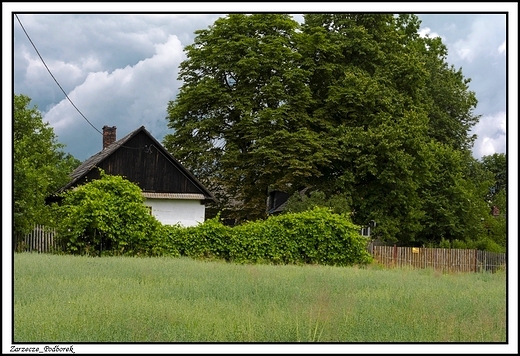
[480,153,507,204]
[231,207,372,266]
[54,170,163,256]
[471,154,507,251]
[438,236,505,253]
[283,190,351,215]
[415,143,491,246]
[175,215,232,261]
[162,207,372,267]
[13,94,80,240]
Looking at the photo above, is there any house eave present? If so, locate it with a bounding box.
[141,192,206,200]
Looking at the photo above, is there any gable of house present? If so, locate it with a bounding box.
[57,126,214,200]
[51,125,215,226]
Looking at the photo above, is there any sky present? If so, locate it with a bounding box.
[3,3,518,354]
[5,4,516,163]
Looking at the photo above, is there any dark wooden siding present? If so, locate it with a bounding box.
[81,131,204,194]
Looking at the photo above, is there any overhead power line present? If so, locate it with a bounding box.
[15,14,103,135]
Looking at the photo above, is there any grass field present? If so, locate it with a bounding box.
[13,253,507,343]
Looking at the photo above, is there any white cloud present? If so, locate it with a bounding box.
[479,137,497,157]
[470,111,506,159]
[498,41,506,55]
[418,27,442,40]
[31,59,85,86]
[43,34,185,159]
[451,15,506,63]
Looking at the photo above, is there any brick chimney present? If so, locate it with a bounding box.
[102,126,117,149]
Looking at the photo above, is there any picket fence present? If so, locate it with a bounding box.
[15,225,63,253]
[16,225,506,273]
[369,244,506,273]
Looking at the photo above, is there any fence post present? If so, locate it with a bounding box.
[474,249,477,273]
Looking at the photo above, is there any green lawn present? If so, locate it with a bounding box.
[13,253,507,342]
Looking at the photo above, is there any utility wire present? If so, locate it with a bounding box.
[15,14,103,135]
[16,15,162,154]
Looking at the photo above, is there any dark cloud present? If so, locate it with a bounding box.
[9,12,511,161]
[13,14,223,160]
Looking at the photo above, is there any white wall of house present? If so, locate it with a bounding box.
[144,198,205,227]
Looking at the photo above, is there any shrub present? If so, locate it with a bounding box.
[54,170,163,256]
[228,207,372,267]
[180,216,232,260]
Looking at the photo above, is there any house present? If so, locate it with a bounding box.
[52,125,215,227]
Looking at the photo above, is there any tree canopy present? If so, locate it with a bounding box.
[13,94,80,240]
[164,14,504,247]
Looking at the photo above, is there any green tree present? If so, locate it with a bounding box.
[165,14,483,246]
[13,94,80,242]
[164,14,330,222]
[417,144,491,245]
[54,170,163,256]
[297,15,431,244]
[480,153,507,202]
[478,153,507,251]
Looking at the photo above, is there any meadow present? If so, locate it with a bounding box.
[13,253,506,342]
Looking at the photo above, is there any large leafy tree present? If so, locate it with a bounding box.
[13,94,80,241]
[164,14,331,221]
[417,144,491,245]
[478,153,507,250]
[165,14,485,246]
[297,14,482,245]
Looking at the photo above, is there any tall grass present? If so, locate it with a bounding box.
[13,253,506,342]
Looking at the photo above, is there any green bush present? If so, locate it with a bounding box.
[181,216,232,260]
[161,224,187,257]
[55,180,372,266]
[195,207,372,267]
[54,170,163,256]
[437,236,505,253]
[473,237,505,253]
[159,207,372,267]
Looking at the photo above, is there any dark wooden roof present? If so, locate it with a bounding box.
[57,129,136,192]
[55,126,215,202]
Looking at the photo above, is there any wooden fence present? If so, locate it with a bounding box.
[369,244,506,273]
[15,225,63,253]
